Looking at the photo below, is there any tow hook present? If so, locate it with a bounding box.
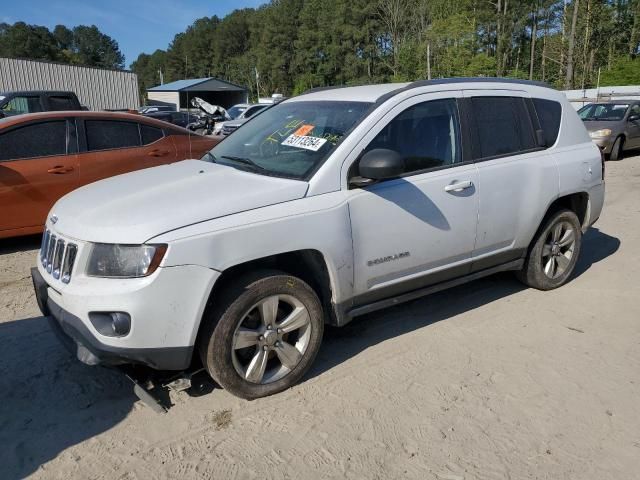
[121,367,211,413]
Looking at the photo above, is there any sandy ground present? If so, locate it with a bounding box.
[1,157,639,480]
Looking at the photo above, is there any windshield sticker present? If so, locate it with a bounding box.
[294,124,315,136]
[282,134,327,151]
[612,104,629,110]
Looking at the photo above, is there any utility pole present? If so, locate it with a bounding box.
[255,66,261,100]
[427,43,431,80]
[158,69,164,85]
[529,3,538,81]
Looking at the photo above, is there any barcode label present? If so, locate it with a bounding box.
[281,134,327,151]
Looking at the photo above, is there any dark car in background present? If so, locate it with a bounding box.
[143,110,201,130]
[578,100,640,160]
[0,91,84,117]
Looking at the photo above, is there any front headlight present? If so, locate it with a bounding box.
[589,129,612,138]
[87,244,167,278]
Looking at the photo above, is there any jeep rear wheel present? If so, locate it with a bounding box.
[517,209,582,290]
[199,270,324,399]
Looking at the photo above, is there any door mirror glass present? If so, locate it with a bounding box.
[359,148,405,180]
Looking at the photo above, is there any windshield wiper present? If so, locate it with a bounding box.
[220,155,266,171]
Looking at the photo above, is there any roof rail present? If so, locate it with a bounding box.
[405,77,552,89]
[300,77,553,100]
[301,84,353,95]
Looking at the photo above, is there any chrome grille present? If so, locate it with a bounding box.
[46,235,56,273]
[52,239,65,279]
[41,229,78,284]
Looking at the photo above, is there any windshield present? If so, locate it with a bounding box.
[227,105,247,119]
[578,103,629,121]
[203,100,372,179]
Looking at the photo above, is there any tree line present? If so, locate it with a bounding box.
[2,1,638,98]
[132,0,640,100]
[0,22,124,69]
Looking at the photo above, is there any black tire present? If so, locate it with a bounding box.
[516,209,582,290]
[198,270,324,400]
[609,136,624,161]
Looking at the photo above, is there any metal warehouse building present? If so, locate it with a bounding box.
[0,57,140,110]
[147,77,248,110]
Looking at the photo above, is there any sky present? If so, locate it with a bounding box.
[0,0,266,68]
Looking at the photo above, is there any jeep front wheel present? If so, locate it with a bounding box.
[199,271,324,399]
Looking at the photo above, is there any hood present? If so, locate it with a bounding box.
[52,160,308,244]
[582,120,622,132]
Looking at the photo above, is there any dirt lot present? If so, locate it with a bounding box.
[1,157,639,480]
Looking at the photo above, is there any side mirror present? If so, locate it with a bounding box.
[358,148,405,180]
[628,114,640,122]
[0,111,5,119]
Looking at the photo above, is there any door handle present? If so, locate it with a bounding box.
[148,149,170,157]
[444,180,473,192]
[47,165,74,174]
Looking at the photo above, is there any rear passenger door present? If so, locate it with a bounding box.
[79,119,176,185]
[0,119,79,233]
[463,90,559,270]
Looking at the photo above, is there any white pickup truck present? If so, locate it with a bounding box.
[32,78,604,400]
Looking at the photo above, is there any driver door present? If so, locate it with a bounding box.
[345,92,479,305]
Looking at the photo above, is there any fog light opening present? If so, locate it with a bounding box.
[89,312,131,337]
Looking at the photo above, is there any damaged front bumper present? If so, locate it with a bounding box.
[31,267,193,370]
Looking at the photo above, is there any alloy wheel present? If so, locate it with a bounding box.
[231,294,312,384]
[541,221,576,279]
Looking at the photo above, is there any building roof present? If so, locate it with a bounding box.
[148,77,246,92]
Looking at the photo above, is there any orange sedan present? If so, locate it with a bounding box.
[0,111,219,239]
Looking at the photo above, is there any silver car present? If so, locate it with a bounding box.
[578,100,640,160]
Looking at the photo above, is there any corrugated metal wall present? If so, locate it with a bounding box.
[0,57,140,110]
[147,91,179,109]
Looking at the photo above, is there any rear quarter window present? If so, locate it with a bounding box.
[532,98,562,147]
[48,96,76,111]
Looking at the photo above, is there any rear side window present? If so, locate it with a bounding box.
[470,97,537,159]
[0,121,67,161]
[533,98,561,147]
[86,120,141,151]
[48,96,76,111]
[141,124,164,145]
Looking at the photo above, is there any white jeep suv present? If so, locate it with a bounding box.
[32,78,605,400]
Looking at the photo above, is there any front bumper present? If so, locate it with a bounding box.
[32,263,218,370]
